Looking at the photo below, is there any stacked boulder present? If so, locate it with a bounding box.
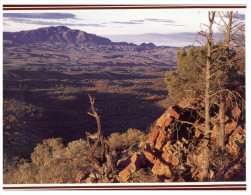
[118,102,245,182]
[76,101,245,183]
[143,105,202,182]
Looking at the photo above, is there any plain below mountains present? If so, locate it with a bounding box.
[4,26,153,46]
[3,26,179,67]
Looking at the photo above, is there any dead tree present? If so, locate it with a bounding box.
[86,94,103,169]
[198,11,216,182]
[86,95,116,179]
[215,11,245,150]
[197,11,245,181]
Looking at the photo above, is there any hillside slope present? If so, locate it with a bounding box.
[3,26,113,45]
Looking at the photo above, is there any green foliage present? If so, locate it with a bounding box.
[165,47,205,102]
[165,45,245,104]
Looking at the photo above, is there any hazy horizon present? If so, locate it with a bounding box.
[3,25,226,47]
[3,9,245,47]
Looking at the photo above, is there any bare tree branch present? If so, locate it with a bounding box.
[87,94,103,169]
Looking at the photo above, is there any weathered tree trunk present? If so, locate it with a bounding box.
[218,94,226,150]
[86,95,116,181]
[203,11,215,182]
[203,59,210,182]
[225,11,233,48]
[217,11,233,150]
[87,95,103,169]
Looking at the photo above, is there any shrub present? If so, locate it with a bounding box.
[31,138,64,166]
[107,132,127,151]
[126,128,147,149]
[4,129,147,184]
[107,128,147,151]
[4,137,95,184]
[62,139,90,167]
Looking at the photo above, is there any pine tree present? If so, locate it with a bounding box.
[165,46,206,105]
[165,11,245,181]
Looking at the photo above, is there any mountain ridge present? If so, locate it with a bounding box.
[3,26,137,46]
[3,26,180,68]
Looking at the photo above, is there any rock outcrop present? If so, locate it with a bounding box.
[117,101,245,182]
[145,102,245,182]
[76,100,245,183]
[118,153,148,182]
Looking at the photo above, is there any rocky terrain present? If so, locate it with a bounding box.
[76,99,245,183]
[3,26,245,184]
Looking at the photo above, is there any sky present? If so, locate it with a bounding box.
[3,9,246,46]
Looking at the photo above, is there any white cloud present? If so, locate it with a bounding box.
[3,9,246,36]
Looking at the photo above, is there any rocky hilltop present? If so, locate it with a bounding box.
[77,99,245,183]
[140,101,245,182]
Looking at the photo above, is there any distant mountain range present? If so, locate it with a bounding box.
[3,26,225,48]
[3,26,157,48]
[3,26,115,45]
[3,26,179,67]
[104,32,225,47]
